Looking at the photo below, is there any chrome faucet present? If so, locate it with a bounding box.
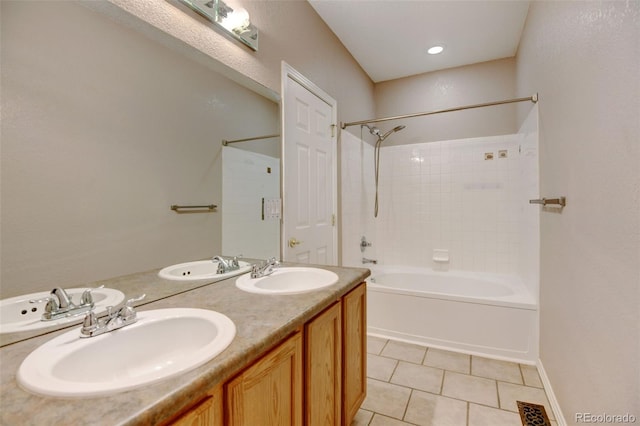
[29,286,103,321]
[251,257,279,278]
[212,255,241,274]
[80,294,146,338]
[362,257,378,265]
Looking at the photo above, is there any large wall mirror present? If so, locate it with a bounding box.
[0,1,280,344]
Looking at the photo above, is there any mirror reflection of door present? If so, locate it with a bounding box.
[281,63,337,265]
[222,142,281,259]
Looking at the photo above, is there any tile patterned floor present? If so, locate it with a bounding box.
[352,336,558,426]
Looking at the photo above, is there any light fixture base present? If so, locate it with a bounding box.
[178,0,259,51]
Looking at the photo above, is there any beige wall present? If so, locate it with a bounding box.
[516,0,639,420]
[0,1,275,297]
[374,58,520,145]
[101,0,376,127]
[1,0,375,297]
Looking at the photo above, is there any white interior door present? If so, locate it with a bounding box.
[281,63,337,265]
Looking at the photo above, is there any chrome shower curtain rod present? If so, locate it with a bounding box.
[222,134,280,146]
[340,94,538,129]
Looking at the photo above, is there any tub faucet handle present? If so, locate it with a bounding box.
[360,236,372,253]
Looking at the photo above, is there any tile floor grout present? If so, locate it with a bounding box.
[354,335,557,426]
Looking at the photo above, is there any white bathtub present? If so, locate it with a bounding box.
[367,266,538,363]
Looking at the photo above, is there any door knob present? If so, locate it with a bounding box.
[288,238,303,248]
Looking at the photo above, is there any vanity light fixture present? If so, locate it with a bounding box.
[427,45,444,55]
[178,0,259,51]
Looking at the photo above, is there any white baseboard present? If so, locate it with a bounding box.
[537,358,567,426]
[368,329,536,365]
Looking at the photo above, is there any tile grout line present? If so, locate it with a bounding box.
[377,338,390,356]
[420,346,429,365]
[401,388,414,423]
[387,357,401,383]
[518,363,526,386]
[466,401,470,426]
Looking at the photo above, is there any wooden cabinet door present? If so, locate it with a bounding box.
[305,302,342,425]
[168,385,222,426]
[342,283,367,425]
[225,332,303,426]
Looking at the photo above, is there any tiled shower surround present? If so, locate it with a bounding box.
[342,107,539,293]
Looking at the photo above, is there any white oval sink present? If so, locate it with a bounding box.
[0,288,125,335]
[158,260,251,281]
[235,267,339,295]
[17,308,235,397]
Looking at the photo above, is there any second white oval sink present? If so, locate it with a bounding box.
[235,267,339,295]
[17,308,235,397]
[158,260,251,281]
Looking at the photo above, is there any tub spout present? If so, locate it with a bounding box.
[362,257,377,265]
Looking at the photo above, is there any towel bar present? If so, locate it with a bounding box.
[170,204,217,212]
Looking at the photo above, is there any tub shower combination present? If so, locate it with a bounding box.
[367,265,538,363]
[341,96,540,363]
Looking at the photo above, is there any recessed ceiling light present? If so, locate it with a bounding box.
[427,45,444,55]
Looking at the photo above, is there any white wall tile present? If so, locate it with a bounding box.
[341,126,539,296]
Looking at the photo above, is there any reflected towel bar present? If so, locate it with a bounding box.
[170,204,217,212]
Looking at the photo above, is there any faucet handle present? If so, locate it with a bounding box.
[360,236,372,252]
[80,285,104,306]
[29,296,56,306]
[117,294,146,320]
[124,294,146,307]
[29,296,60,314]
[81,310,99,336]
[250,264,260,278]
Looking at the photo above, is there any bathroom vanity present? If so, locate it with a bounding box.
[0,263,368,425]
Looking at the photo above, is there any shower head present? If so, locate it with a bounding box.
[379,125,406,141]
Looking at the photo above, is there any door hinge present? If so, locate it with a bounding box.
[331,124,336,138]
[331,214,336,226]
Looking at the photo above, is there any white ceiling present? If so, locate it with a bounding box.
[308,0,531,83]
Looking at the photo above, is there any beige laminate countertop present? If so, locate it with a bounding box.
[0,263,370,426]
